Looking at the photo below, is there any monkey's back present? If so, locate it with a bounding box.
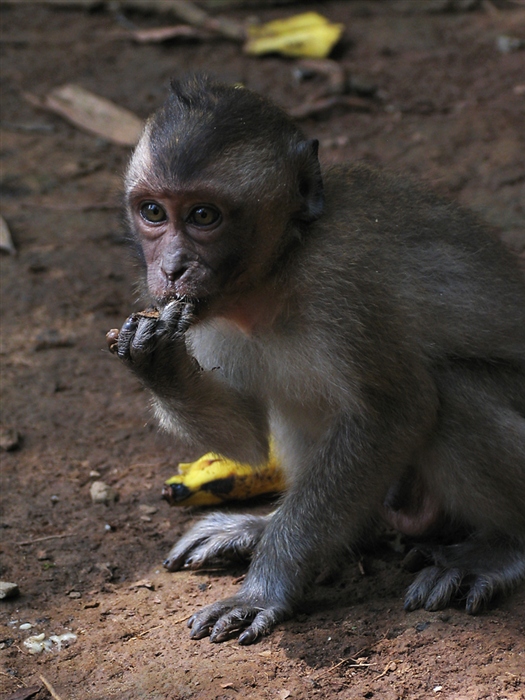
[301,163,525,366]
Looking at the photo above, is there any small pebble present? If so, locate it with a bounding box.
[19,622,32,630]
[68,591,82,599]
[90,480,118,505]
[496,35,525,54]
[0,581,19,599]
[37,549,49,560]
[0,427,20,451]
[33,329,75,351]
[139,504,158,515]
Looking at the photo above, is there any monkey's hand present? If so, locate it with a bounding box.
[106,299,198,393]
[164,512,271,570]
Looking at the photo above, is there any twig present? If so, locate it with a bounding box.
[125,623,164,642]
[375,660,398,679]
[289,95,374,120]
[314,656,376,679]
[38,675,64,700]
[17,532,73,546]
[173,613,192,624]
[3,0,246,41]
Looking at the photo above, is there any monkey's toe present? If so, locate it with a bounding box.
[465,576,494,615]
[404,565,466,612]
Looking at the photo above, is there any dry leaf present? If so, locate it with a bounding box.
[129,579,155,590]
[26,84,143,146]
[3,687,41,700]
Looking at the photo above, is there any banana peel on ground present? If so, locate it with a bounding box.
[245,12,344,60]
[162,447,286,507]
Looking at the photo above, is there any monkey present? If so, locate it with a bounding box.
[108,75,525,645]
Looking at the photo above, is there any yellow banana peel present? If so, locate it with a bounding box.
[162,447,286,507]
[245,12,344,60]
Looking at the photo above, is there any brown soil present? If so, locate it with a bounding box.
[1,2,524,699]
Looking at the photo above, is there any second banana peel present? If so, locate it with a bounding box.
[162,447,286,507]
[245,12,344,60]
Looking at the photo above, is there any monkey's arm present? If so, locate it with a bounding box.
[113,300,270,465]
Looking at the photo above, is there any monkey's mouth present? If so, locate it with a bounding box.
[155,293,209,318]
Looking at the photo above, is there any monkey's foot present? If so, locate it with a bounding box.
[403,538,525,614]
[187,594,288,644]
[163,512,271,571]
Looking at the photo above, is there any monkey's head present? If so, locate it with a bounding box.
[125,76,324,315]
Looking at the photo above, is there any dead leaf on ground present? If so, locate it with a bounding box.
[129,579,155,590]
[3,687,41,700]
[245,12,344,59]
[25,84,143,146]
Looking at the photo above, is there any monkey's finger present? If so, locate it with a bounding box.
[163,531,212,571]
[158,298,195,338]
[163,545,205,572]
[128,316,158,363]
[177,302,196,334]
[115,314,139,361]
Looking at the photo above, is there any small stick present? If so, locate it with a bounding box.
[314,656,376,679]
[17,533,73,546]
[172,613,192,624]
[39,675,65,700]
[3,0,246,41]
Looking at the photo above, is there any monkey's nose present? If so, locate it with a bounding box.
[163,264,187,283]
[161,253,189,283]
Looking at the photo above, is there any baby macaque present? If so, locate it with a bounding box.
[108,75,525,644]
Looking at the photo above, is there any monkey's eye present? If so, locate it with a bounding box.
[140,202,167,224]
[187,206,221,228]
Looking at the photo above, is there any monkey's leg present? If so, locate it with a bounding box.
[404,362,525,614]
[182,406,435,644]
[164,512,272,570]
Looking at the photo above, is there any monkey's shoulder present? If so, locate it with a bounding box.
[310,162,521,289]
[320,162,480,239]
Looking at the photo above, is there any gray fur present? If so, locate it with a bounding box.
[116,77,525,644]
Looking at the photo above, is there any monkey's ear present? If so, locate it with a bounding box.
[295,139,324,223]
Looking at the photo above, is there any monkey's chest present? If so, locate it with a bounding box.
[190,320,339,435]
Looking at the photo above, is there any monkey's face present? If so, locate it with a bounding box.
[126,179,260,311]
[125,79,324,317]
[126,141,310,317]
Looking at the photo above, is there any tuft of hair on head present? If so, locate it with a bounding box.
[145,74,324,221]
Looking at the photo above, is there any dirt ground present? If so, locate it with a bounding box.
[1,1,525,699]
